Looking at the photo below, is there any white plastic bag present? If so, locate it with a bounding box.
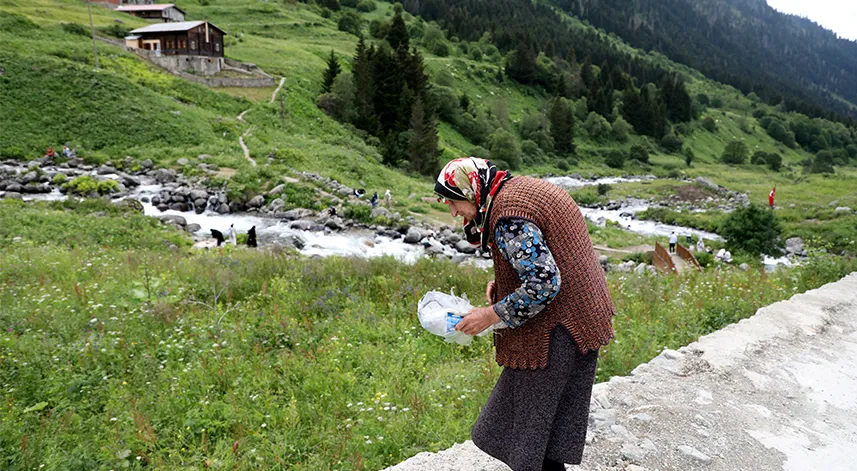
[417,289,504,346]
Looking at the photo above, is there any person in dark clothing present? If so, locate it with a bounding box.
[211,229,225,247]
[371,192,379,208]
[247,226,258,248]
[435,157,614,471]
[327,206,337,216]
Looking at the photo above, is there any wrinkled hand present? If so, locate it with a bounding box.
[485,280,496,304]
[455,306,501,336]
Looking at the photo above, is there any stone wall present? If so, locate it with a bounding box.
[148,55,223,76]
[176,72,276,88]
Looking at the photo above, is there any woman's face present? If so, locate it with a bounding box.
[447,199,477,220]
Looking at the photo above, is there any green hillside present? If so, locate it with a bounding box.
[1,0,856,247]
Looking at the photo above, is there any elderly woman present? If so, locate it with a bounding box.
[435,157,615,471]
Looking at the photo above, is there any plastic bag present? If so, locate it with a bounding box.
[417,289,504,346]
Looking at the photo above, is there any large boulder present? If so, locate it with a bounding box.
[289,220,319,231]
[267,184,286,196]
[248,195,265,208]
[268,198,285,213]
[185,223,202,234]
[282,234,307,250]
[371,207,394,220]
[189,189,208,201]
[1,192,22,200]
[5,183,23,193]
[785,237,804,255]
[403,227,425,244]
[216,203,230,214]
[141,159,153,169]
[279,208,315,220]
[159,215,187,227]
[154,169,177,183]
[193,200,207,214]
[454,240,478,254]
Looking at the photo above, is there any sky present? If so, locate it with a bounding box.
[767,0,857,40]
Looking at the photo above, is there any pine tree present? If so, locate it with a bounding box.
[621,84,645,135]
[544,39,556,58]
[565,47,577,66]
[387,10,410,51]
[372,46,406,135]
[581,56,594,92]
[505,38,537,85]
[549,97,575,155]
[321,50,341,94]
[408,97,439,176]
[352,38,378,134]
[660,74,692,122]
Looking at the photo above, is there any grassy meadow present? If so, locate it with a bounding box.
[2,200,856,470]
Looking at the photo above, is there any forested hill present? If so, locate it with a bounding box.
[549,0,857,123]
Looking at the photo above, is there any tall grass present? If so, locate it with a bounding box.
[1,202,855,470]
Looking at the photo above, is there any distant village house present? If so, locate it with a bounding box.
[100,0,156,5]
[125,21,226,75]
[116,4,186,22]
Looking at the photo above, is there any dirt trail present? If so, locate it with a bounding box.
[383,272,857,471]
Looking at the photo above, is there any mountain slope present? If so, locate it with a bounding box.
[551,0,857,121]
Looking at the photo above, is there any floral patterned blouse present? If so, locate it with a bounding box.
[492,218,562,328]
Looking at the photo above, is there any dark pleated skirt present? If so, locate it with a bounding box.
[471,326,598,471]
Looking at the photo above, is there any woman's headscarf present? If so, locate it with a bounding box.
[434,157,514,251]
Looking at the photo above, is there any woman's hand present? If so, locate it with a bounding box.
[485,280,496,304]
[455,306,501,336]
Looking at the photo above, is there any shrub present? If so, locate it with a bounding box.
[430,42,449,57]
[605,150,626,169]
[99,24,131,38]
[719,203,783,255]
[337,11,362,36]
[766,153,783,172]
[557,160,570,171]
[356,0,377,12]
[684,148,694,167]
[63,176,99,195]
[846,144,857,159]
[51,173,67,185]
[661,131,683,153]
[341,0,359,7]
[97,179,119,194]
[61,23,88,36]
[750,151,769,165]
[611,116,632,142]
[628,145,649,164]
[694,251,714,268]
[2,145,27,160]
[488,129,521,170]
[702,116,717,132]
[520,140,544,165]
[596,183,611,196]
[342,204,373,223]
[470,46,483,62]
[721,141,748,164]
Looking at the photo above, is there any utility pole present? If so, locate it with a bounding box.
[87,0,100,69]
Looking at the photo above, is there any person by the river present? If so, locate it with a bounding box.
[435,157,615,471]
[371,191,379,208]
[384,189,392,208]
[226,224,237,246]
[696,237,706,253]
[211,229,225,247]
[247,226,258,248]
[669,232,677,253]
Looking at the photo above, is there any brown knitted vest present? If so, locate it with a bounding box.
[489,176,615,369]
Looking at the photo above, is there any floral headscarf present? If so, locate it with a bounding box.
[434,157,514,251]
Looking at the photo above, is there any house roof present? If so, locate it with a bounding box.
[130,21,226,35]
[116,4,186,14]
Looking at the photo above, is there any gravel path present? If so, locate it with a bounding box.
[383,272,857,471]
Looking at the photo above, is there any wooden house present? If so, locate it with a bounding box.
[126,21,225,57]
[116,4,186,22]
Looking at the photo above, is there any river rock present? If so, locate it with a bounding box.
[785,237,804,255]
[404,227,425,244]
[97,166,117,175]
[289,220,319,231]
[151,195,161,205]
[1,192,22,200]
[268,198,285,213]
[282,234,307,250]
[739,263,750,271]
[169,203,188,212]
[454,240,478,254]
[177,158,190,166]
[141,159,153,169]
[156,204,169,212]
[5,183,23,193]
[121,175,140,187]
[371,207,394,220]
[154,169,177,183]
[188,189,208,201]
[193,200,206,214]
[248,195,265,208]
[279,208,315,220]
[215,203,230,214]
[324,216,345,231]
[268,184,285,196]
[21,171,38,184]
[185,223,201,233]
[834,206,852,213]
[159,215,187,227]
